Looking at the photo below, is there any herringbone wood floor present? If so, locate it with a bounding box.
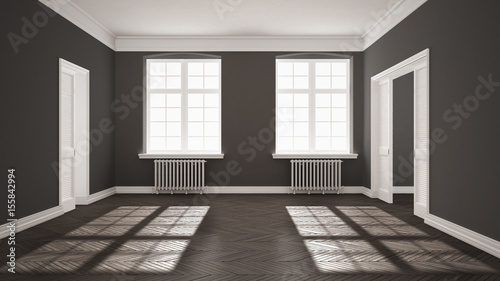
[1,194,500,280]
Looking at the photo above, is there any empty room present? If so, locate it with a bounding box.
[2,0,500,279]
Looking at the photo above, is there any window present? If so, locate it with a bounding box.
[274,59,356,158]
[141,58,222,158]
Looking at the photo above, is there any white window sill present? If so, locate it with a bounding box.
[139,153,224,159]
[272,153,358,160]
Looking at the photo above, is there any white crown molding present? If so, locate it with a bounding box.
[425,214,500,259]
[0,206,64,239]
[363,0,428,50]
[38,0,427,52]
[115,36,364,52]
[76,186,116,205]
[38,0,116,50]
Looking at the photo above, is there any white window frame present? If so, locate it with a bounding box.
[273,58,358,159]
[139,58,224,159]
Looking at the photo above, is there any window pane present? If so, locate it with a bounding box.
[278,62,293,76]
[204,94,219,107]
[166,108,181,121]
[277,123,293,137]
[150,77,165,89]
[316,94,330,107]
[294,108,309,122]
[332,108,347,122]
[188,122,204,136]
[166,137,181,150]
[204,137,219,150]
[277,108,294,122]
[332,77,347,89]
[332,62,347,76]
[166,94,181,107]
[204,122,219,136]
[150,123,166,137]
[294,94,309,107]
[332,123,347,137]
[150,63,165,75]
[150,108,165,121]
[166,62,181,75]
[331,94,347,107]
[150,94,165,107]
[316,122,331,136]
[294,122,309,137]
[166,77,181,89]
[205,77,219,89]
[316,63,331,76]
[316,77,331,89]
[332,137,347,151]
[204,108,219,122]
[204,63,219,76]
[278,137,293,151]
[166,122,181,137]
[150,137,166,150]
[294,77,309,89]
[316,108,330,122]
[188,63,203,75]
[278,77,293,89]
[277,94,293,108]
[188,108,204,122]
[294,137,309,150]
[188,137,204,150]
[188,94,204,107]
[316,137,331,151]
[294,63,308,75]
[188,77,204,89]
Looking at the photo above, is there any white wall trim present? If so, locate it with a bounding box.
[115,186,372,195]
[76,186,116,205]
[138,153,224,159]
[363,0,428,50]
[0,206,64,239]
[38,0,116,50]
[115,36,364,52]
[393,186,414,194]
[272,154,359,160]
[425,214,500,259]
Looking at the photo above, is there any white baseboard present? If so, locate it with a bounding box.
[115,186,372,195]
[393,186,414,194]
[425,214,500,259]
[76,187,116,205]
[0,206,64,239]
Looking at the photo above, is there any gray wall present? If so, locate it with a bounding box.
[0,0,115,222]
[364,0,500,240]
[115,52,365,187]
[393,73,414,187]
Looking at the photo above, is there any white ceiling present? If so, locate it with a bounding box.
[73,0,399,37]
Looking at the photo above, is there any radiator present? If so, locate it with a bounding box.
[154,160,206,194]
[291,160,342,194]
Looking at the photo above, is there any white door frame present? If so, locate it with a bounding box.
[371,49,430,219]
[59,58,90,213]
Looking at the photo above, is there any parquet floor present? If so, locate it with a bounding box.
[1,194,499,280]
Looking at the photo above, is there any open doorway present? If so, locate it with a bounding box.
[370,49,429,219]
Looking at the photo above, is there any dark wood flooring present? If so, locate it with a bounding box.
[1,194,500,280]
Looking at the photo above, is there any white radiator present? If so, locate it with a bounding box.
[154,160,206,194]
[291,160,342,194]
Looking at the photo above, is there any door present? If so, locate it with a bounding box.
[59,59,89,213]
[373,79,393,204]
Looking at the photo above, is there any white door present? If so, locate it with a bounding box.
[59,59,89,213]
[374,79,394,204]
